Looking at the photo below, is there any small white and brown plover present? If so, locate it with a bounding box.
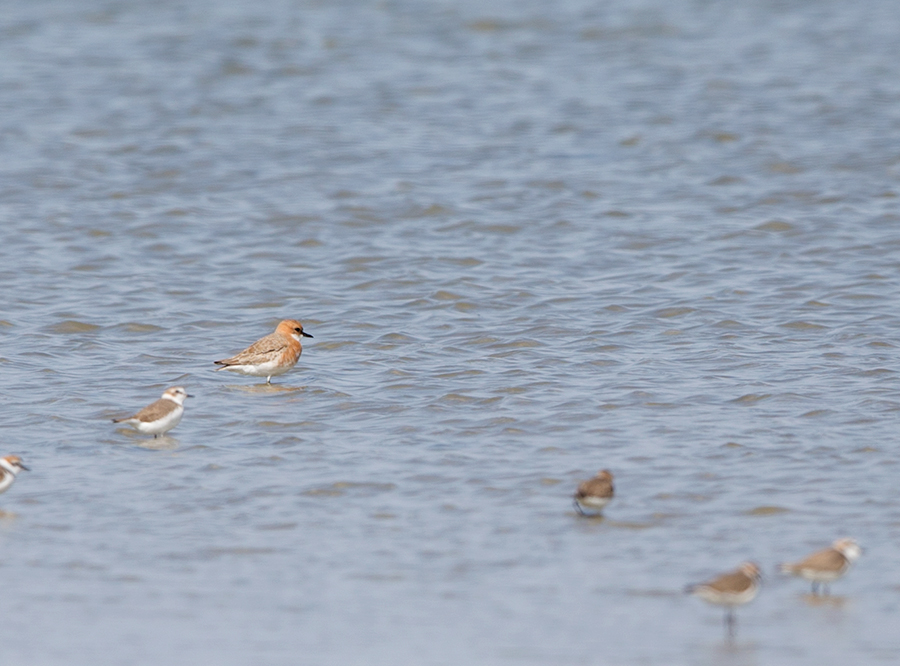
[214,319,313,384]
[112,386,191,437]
[573,469,614,516]
[780,537,862,595]
[687,561,761,639]
[0,455,29,496]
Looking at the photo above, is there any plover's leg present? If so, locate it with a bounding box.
[811,581,819,595]
[724,609,736,640]
[572,498,588,516]
[266,376,272,384]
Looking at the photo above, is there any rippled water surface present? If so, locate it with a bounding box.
[2,0,900,664]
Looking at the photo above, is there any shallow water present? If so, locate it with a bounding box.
[1,0,899,664]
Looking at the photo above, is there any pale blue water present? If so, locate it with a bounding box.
[1,0,899,664]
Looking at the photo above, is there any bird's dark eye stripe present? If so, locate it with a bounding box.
[295,327,302,332]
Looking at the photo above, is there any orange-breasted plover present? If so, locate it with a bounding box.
[112,386,191,438]
[687,562,761,638]
[780,537,862,595]
[573,469,614,516]
[0,455,29,495]
[214,319,313,384]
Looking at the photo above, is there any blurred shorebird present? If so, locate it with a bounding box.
[780,538,861,595]
[687,561,761,639]
[573,469,614,516]
[0,455,29,496]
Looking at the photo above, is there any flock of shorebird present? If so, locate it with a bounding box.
[109,319,312,437]
[1,318,311,479]
[0,318,861,640]
[574,469,862,637]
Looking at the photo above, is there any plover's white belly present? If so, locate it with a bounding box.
[136,407,183,435]
[575,496,610,514]
[797,566,846,583]
[226,358,292,377]
[694,585,758,607]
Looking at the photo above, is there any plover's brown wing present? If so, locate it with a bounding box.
[215,332,288,367]
[784,547,846,574]
[703,570,753,594]
[115,398,178,423]
[575,476,614,499]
